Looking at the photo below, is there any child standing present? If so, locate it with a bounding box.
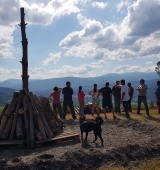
[78,86,85,116]
[49,86,63,119]
[154,81,160,114]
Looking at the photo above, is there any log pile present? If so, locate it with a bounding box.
[0,90,64,148]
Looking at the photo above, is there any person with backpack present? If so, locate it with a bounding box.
[154,80,160,114]
[88,84,100,115]
[78,86,85,116]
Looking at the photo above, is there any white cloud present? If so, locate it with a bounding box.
[0,60,108,81]
[0,0,86,59]
[42,52,61,65]
[113,65,155,73]
[60,0,160,61]
[116,1,129,12]
[91,2,108,9]
[145,61,153,65]
[0,67,21,80]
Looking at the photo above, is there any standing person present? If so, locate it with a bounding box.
[127,82,134,113]
[136,79,149,116]
[88,84,100,115]
[112,80,121,114]
[99,82,116,119]
[62,81,76,120]
[48,86,63,119]
[154,81,160,114]
[120,79,130,118]
[78,86,85,117]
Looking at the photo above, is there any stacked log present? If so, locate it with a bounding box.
[0,90,64,148]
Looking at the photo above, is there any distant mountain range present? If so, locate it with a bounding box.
[0,72,159,106]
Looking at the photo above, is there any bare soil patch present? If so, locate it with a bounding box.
[1,114,160,170]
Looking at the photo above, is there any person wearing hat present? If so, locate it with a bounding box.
[49,86,63,119]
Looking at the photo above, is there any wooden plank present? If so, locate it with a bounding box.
[0,140,25,145]
[35,133,79,144]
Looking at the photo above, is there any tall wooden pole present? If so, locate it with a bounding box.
[19,7,29,92]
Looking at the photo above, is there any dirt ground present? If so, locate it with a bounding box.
[1,111,160,170]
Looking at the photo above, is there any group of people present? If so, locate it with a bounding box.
[49,79,160,120]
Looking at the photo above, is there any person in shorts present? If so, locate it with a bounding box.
[88,84,100,115]
[48,86,62,119]
[99,82,116,119]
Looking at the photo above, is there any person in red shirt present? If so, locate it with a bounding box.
[78,86,85,117]
[49,86,62,119]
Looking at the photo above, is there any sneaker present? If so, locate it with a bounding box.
[137,111,140,115]
[124,115,130,119]
[145,114,150,118]
[113,115,116,119]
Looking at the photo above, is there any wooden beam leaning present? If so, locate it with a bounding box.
[0,91,19,138]
[23,94,30,148]
[0,104,9,124]
[33,95,53,138]
[27,92,47,140]
[29,102,35,148]
[9,90,24,140]
[16,114,24,140]
[1,115,14,140]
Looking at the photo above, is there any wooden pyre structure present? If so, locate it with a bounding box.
[0,8,63,148]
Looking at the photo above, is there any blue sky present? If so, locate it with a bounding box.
[0,0,160,81]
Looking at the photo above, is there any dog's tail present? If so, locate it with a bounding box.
[95,116,103,125]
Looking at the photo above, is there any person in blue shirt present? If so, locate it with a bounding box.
[154,81,160,114]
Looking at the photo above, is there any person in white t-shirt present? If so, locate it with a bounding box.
[120,79,130,118]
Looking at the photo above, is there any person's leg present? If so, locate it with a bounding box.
[114,97,118,113]
[92,103,95,115]
[81,101,85,116]
[102,99,107,119]
[142,97,149,115]
[53,103,57,115]
[68,100,76,119]
[137,96,141,114]
[123,101,130,118]
[157,98,160,113]
[62,100,67,119]
[128,98,132,112]
[96,102,100,115]
[79,101,84,116]
[117,97,121,113]
[57,103,63,118]
[109,102,116,118]
[79,102,82,116]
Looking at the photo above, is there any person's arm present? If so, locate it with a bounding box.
[71,88,73,94]
[82,91,85,97]
[154,90,158,94]
[48,94,53,101]
[99,88,103,96]
[110,93,112,101]
[88,89,92,95]
[62,88,64,94]
[154,87,158,94]
[139,85,148,92]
